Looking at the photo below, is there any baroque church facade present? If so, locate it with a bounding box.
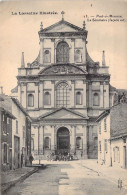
[12,16,115,159]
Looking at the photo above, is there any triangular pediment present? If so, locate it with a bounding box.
[39,108,88,120]
[39,64,87,75]
[42,20,83,33]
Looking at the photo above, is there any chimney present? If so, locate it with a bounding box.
[102,50,106,66]
[21,52,25,68]
[0,86,3,94]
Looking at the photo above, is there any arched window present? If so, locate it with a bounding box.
[75,49,82,63]
[93,93,99,106]
[76,91,82,105]
[56,42,69,63]
[44,137,50,149]
[44,50,51,63]
[44,92,51,105]
[28,94,34,107]
[56,82,70,108]
[76,137,82,149]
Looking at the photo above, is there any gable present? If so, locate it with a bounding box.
[39,64,87,75]
[42,20,83,33]
[39,108,86,120]
[45,23,78,33]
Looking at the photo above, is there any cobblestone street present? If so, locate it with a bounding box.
[3,161,127,195]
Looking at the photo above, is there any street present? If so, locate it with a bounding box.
[3,161,127,195]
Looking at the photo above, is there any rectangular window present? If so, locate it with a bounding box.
[3,144,7,163]
[104,139,108,152]
[16,120,18,134]
[99,122,101,134]
[104,118,107,131]
[3,114,4,121]
[99,141,101,152]
[7,118,10,124]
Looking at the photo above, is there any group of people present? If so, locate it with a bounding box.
[47,151,73,161]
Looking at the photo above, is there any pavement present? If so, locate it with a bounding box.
[1,166,38,193]
[33,159,127,189]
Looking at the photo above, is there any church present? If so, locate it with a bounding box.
[11,13,115,160]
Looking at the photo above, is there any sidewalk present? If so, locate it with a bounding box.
[1,167,38,193]
[79,159,127,189]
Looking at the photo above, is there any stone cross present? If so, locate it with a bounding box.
[61,11,65,20]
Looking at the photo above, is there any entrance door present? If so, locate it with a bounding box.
[57,127,70,154]
[14,136,20,169]
[56,42,69,63]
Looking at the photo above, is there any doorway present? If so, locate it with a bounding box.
[57,127,70,154]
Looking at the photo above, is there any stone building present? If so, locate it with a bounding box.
[11,16,115,160]
[96,98,127,168]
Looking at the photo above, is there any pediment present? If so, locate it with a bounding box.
[39,64,87,75]
[42,20,83,33]
[39,108,87,120]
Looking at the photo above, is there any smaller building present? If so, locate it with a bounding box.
[0,93,32,170]
[96,98,127,168]
[0,96,16,171]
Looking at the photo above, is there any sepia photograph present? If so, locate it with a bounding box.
[0,1,127,194]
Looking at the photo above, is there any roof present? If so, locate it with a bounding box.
[11,85,18,93]
[11,97,32,121]
[95,109,110,122]
[0,107,16,119]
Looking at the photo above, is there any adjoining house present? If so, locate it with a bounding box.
[0,93,32,170]
[96,95,127,168]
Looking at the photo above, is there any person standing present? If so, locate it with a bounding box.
[29,154,34,166]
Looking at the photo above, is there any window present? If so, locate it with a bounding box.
[31,138,34,151]
[44,92,51,105]
[76,92,82,105]
[44,137,50,149]
[56,82,70,108]
[56,42,69,63]
[76,137,82,149]
[104,139,108,152]
[99,122,101,134]
[28,94,34,107]
[22,126,26,146]
[93,93,99,106]
[44,50,51,63]
[16,120,18,134]
[104,118,107,131]
[75,49,82,63]
[3,114,4,121]
[114,147,120,162]
[7,118,10,124]
[99,141,101,152]
[3,144,7,163]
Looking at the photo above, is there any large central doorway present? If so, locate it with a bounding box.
[57,127,70,154]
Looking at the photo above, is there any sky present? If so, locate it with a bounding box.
[0,0,127,95]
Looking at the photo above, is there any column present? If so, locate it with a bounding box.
[39,38,44,64]
[104,83,109,108]
[83,125,88,159]
[100,83,104,108]
[35,83,39,109]
[22,83,27,108]
[39,81,44,108]
[89,82,92,107]
[70,39,74,63]
[83,80,86,107]
[51,126,55,152]
[71,81,75,107]
[51,81,55,107]
[72,126,76,153]
[82,39,87,64]
[39,125,44,155]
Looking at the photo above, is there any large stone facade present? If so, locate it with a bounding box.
[12,18,114,159]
